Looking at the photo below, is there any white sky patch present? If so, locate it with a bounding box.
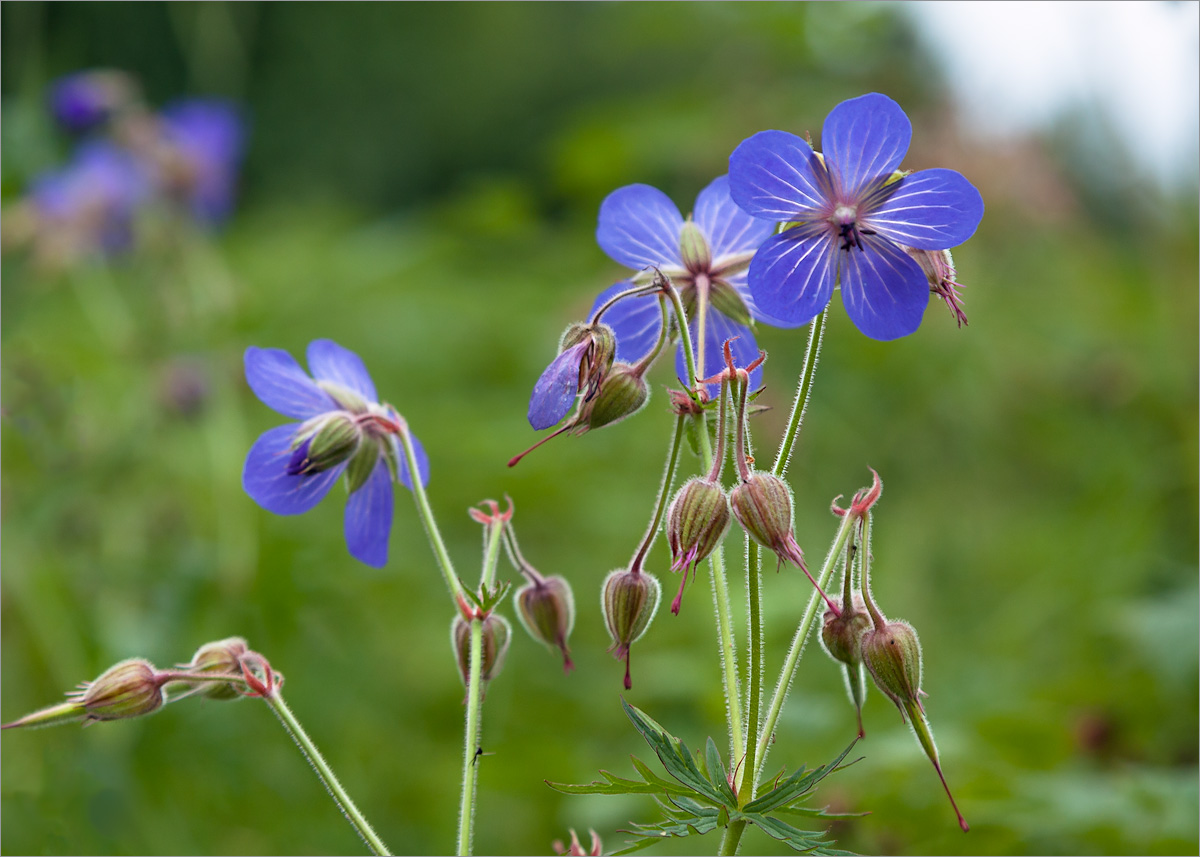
[906,0,1199,187]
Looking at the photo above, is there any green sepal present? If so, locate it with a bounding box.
[343,441,380,494]
[709,280,753,327]
[461,579,513,615]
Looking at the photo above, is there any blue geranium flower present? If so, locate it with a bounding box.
[49,70,137,133]
[590,176,793,394]
[242,339,429,568]
[728,93,984,340]
[158,99,245,223]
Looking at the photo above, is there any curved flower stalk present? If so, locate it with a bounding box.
[242,338,429,568]
[729,92,984,340]
[589,175,794,393]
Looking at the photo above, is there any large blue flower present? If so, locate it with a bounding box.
[728,93,984,340]
[242,339,429,568]
[590,176,793,394]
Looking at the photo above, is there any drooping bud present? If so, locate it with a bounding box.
[185,637,249,700]
[287,411,363,476]
[730,472,805,566]
[78,659,166,722]
[821,596,870,668]
[560,321,617,377]
[902,245,968,326]
[514,575,576,672]
[861,619,923,715]
[451,614,512,689]
[584,363,649,429]
[665,477,731,614]
[601,568,661,689]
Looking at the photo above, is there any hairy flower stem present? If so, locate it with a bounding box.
[771,308,827,479]
[457,515,505,856]
[262,690,391,856]
[739,538,763,803]
[695,401,744,768]
[753,509,858,784]
[395,425,468,607]
[662,275,703,405]
[630,413,687,571]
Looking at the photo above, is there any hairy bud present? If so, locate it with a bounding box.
[601,568,661,689]
[452,614,512,689]
[287,411,363,476]
[729,472,805,567]
[821,597,870,667]
[585,363,649,429]
[861,619,923,715]
[78,659,166,722]
[186,637,249,700]
[515,575,576,672]
[665,478,730,613]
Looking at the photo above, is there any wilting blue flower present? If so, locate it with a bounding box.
[49,70,136,132]
[243,339,429,568]
[159,99,245,223]
[590,176,793,393]
[728,93,984,340]
[28,140,149,254]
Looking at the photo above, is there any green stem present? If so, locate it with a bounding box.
[662,276,702,403]
[630,413,686,570]
[771,308,827,478]
[718,818,748,857]
[739,539,762,803]
[396,426,468,606]
[457,512,505,856]
[695,405,743,766]
[263,691,391,856]
[753,509,857,783]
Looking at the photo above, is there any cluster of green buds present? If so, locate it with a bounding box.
[2,637,274,731]
[821,472,968,832]
[286,384,405,494]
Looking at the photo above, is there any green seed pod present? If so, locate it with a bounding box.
[514,575,576,672]
[585,363,649,429]
[186,637,249,701]
[451,614,512,688]
[666,478,731,573]
[80,659,165,721]
[601,568,661,689]
[861,619,923,715]
[729,472,805,566]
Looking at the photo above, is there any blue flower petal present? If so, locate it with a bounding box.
[675,312,763,397]
[307,339,378,403]
[344,455,394,568]
[243,424,346,515]
[728,130,828,221]
[865,168,984,250]
[590,281,664,364]
[822,93,911,200]
[747,226,838,327]
[694,175,774,260]
[528,341,589,430]
[839,236,930,341]
[596,184,684,270]
[244,347,338,420]
[394,429,431,490]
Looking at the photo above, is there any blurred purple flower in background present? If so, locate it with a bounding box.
[590,176,789,394]
[158,99,245,223]
[49,70,138,133]
[28,140,148,255]
[729,93,984,340]
[243,339,429,568]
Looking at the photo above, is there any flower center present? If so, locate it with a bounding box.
[830,204,874,252]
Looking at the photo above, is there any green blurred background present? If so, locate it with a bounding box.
[2,3,1196,855]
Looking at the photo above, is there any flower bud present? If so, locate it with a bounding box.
[666,477,730,614]
[585,363,649,429]
[861,619,923,715]
[78,659,165,722]
[602,568,661,689]
[821,597,870,668]
[287,411,363,476]
[451,614,512,688]
[186,637,249,700]
[729,472,806,567]
[514,575,576,672]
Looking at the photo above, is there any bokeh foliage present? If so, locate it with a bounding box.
[2,3,1197,855]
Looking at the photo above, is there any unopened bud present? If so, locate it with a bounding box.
[452,614,512,688]
[601,568,661,689]
[821,597,870,668]
[861,619,923,715]
[288,412,362,476]
[78,659,165,722]
[730,472,805,567]
[186,637,249,700]
[586,363,649,429]
[515,575,576,672]
[666,477,730,614]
